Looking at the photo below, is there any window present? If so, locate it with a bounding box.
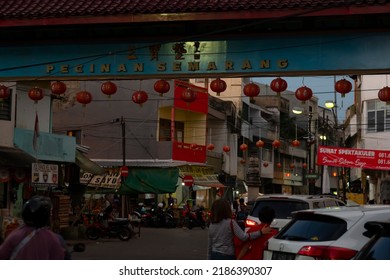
[367,100,390,133]
[159,118,184,142]
[67,130,82,144]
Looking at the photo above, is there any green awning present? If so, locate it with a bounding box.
[119,167,180,194]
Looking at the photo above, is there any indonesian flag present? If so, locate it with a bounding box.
[33,112,40,151]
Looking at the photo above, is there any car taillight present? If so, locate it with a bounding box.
[298,246,357,260]
[245,219,258,227]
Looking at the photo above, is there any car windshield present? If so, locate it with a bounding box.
[250,200,309,219]
[275,214,347,242]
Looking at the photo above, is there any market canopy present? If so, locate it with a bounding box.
[81,167,180,194]
[120,167,179,194]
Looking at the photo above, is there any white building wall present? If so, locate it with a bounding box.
[361,75,390,151]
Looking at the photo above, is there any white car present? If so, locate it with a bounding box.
[245,194,346,231]
[263,205,390,260]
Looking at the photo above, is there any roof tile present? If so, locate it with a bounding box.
[0,0,387,19]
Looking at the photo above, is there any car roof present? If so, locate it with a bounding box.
[255,194,344,202]
[293,205,390,220]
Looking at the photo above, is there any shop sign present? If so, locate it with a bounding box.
[80,171,121,189]
[31,163,58,187]
[317,145,390,170]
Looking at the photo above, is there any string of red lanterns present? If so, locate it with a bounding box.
[256,139,265,148]
[243,82,260,103]
[51,81,67,96]
[28,87,44,103]
[132,90,148,106]
[76,91,92,107]
[180,87,197,104]
[210,78,227,96]
[272,139,281,149]
[378,86,390,104]
[335,78,352,98]
[239,143,248,151]
[270,77,288,97]
[154,79,170,96]
[295,86,313,104]
[0,85,10,100]
[101,81,117,98]
[206,143,215,151]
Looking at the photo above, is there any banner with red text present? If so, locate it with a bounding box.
[317,145,390,170]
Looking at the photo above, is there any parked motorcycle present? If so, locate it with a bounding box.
[86,214,132,241]
[136,203,176,228]
[186,207,206,229]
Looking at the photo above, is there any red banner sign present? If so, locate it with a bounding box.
[317,145,390,170]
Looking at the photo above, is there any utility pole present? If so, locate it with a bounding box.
[121,116,126,217]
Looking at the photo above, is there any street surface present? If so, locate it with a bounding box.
[70,226,208,260]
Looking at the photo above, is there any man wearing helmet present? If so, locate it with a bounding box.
[0,195,66,260]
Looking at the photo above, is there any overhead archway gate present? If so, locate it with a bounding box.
[1,32,390,80]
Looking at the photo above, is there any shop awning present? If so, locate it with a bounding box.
[120,167,180,194]
[193,174,225,188]
[0,146,39,168]
[180,165,225,189]
[76,150,106,175]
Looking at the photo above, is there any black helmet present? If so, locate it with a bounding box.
[22,196,52,228]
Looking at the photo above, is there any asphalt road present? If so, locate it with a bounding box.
[70,226,208,260]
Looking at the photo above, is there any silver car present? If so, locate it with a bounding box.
[245,194,346,231]
[263,205,390,260]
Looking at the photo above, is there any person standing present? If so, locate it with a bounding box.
[207,199,271,260]
[167,193,175,208]
[0,196,66,260]
[234,206,277,260]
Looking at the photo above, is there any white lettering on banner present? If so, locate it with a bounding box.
[81,172,121,189]
[338,149,375,157]
[320,147,338,154]
[321,156,367,168]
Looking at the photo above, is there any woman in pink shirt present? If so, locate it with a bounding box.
[0,196,66,260]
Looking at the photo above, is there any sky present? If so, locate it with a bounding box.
[256,76,355,122]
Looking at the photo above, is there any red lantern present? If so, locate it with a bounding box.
[256,139,265,148]
[335,79,352,98]
[132,90,148,106]
[223,145,230,153]
[295,86,313,104]
[190,143,198,150]
[378,86,390,104]
[263,162,269,167]
[272,139,281,149]
[290,163,295,169]
[0,85,10,100]
[207,143,215,151]
[28,87,44,103]
[210,78,227,96]
[303,163,308,169]
[291,139,300,147]
[240,143,248,151]
[181,88,197,103]
[270,77,287,96]
[154,79,170,96]
[240,159,246,165]
[276,162,282,168]
[243,83,260,103]
[51,81,67,95]
[76,91,92,107]
[101,81,117,98]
